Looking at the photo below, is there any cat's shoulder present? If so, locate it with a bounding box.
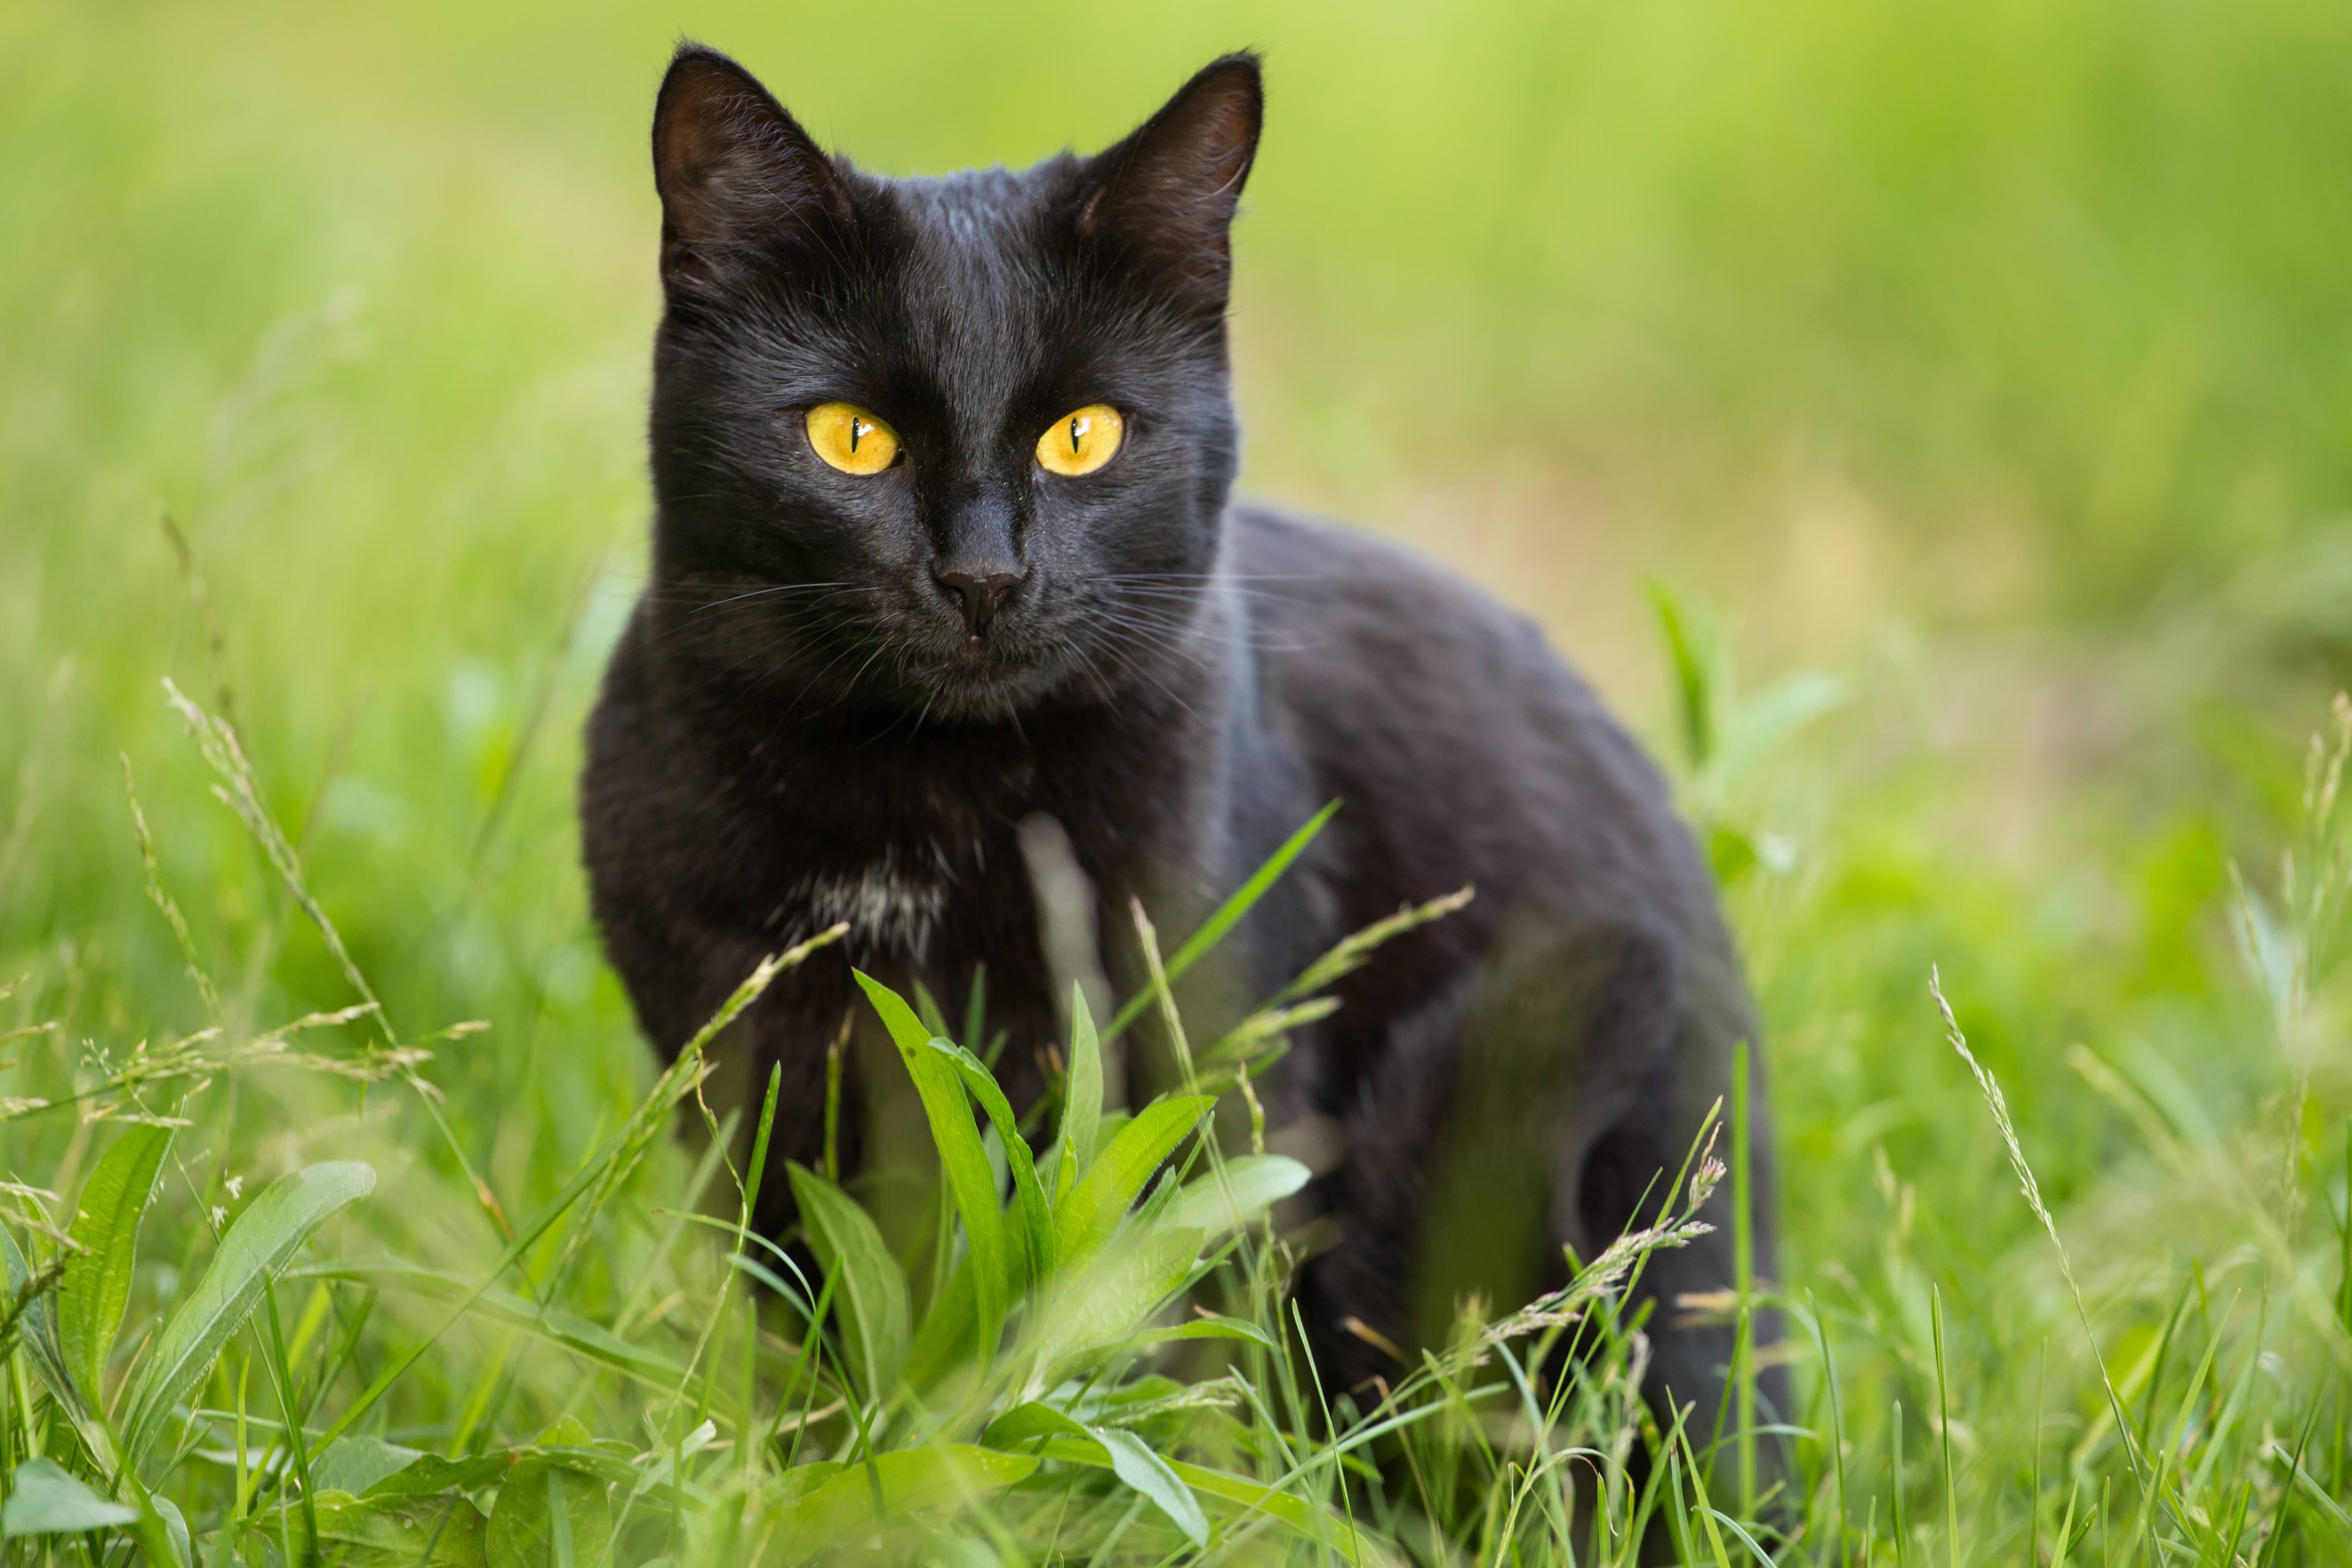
[1226,501,1557,664]
[1223,507,1706,927]
[1222,501,1653,788]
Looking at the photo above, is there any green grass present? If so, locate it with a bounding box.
[6,0,2352,1562]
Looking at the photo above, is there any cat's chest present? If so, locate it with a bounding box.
[713,732,1136,973]
[766,838,976,958]
[731,773,1041,965]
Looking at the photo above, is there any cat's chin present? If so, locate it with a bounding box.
[892,640,1071,724]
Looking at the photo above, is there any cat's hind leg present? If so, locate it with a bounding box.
[1295,914,1782,1487]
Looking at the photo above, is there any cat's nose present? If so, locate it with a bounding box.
[931,560,1025,635]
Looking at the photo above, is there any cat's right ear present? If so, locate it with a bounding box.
[652,45,852,287]
[1076,53,1263,309]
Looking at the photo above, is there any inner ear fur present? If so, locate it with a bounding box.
[1079,52,1263,296]
[652,45,851,280]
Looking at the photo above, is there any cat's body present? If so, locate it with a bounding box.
[584,45,1775,1423]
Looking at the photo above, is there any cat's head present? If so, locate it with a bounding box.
[643,45,1260,724]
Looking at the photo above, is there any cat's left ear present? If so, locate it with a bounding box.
[1077,53,1263,304]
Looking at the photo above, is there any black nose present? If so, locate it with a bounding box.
[931,562,1025,635]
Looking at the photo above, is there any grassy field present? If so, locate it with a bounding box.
[5,0,2352,1562]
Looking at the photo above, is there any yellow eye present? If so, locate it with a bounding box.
[1035,404,1124,477]
[805,402,900,475]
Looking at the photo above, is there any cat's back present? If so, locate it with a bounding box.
[1228,504,1719,938]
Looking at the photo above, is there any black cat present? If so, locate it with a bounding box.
[583,44,1777,1431]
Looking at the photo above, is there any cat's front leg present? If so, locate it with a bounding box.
[590,872,865,1217]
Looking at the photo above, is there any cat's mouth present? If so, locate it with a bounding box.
[895,624,1066,716]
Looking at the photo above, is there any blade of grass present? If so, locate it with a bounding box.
[304,947,796,1460]
[1733,1038,1755,1520]
[163,679,513,1241]
[854,971,1015,1368]
[120,1161,376,1473]
[786,1165,910,1405]
[930,1040,1055,1280]
[56,1123,173,1419]
[1931,969,2151,1496]
[1893,1401,1908,1568]
[256,1282,319,1561]
[1932,1287,1958,1568]
[1064,986,1104,1185]
[1103,801,1338,1042]
[1052,1095,1216,1266]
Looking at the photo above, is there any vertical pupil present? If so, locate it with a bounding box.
[848,415,862,454]
[1069,415,1083,454]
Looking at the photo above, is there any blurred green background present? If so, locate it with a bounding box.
[6,0,2352,1439]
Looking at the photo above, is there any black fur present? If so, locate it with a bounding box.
[583,44,1779,1433]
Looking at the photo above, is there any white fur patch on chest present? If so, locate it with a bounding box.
[789,846,952,956]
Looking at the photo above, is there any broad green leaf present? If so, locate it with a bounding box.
[772,1461,844,1511]
[977,1401,1207,1544]
[56,1123,173,1413]
[487,1453,610,1568]
[1706,823,1758,885]
[296,1260,687,1385]
[902,1254,976,1393]
[1022,1223,1204,1385]
[1052,1135,1078,1209]
[912,979,954,1041]
[854,966,941,1060]
[1105,801,1339,1040]
[153,1494,191,1568]
[1061,1373,1189,1419]
[354,1441,631,1507]
[246,1489,489,1567]
[362,1454,513,1500]
[1169,1452,1375,1564]
[1063,985,1104,1183]
[1054,1095,1213,1267]
[788,1162,911,1401]
[930,1040,1055,1278]
[1163,1154,1312,1240]
[1021,1437,1371,1565]
[1096,1427,1210,1547]
[311,1434,424,1497]
[923,1529,1008,1568]
[0,1222,47,1339]
[979,1399,1095,1449]
[534,1414,592,1447]
[118,1160,376,1471]
[778,1446,1037,1565]
[1647,577,1717,774]
[508,1420,643,1488]
[1,1457,139,1536]
[856,971,1012,1366]
[1,1224,95,1445]
[1131,1315,1281,1352]
[1714,668,1847,791]
[96,1465,183,1568]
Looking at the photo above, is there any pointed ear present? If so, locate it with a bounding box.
[1078,53,1262,303]
[652,45,851,284]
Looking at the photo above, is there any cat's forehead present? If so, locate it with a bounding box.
[872,162,1078,382]
[882,163,1066,302]
[887,165,1052,237]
